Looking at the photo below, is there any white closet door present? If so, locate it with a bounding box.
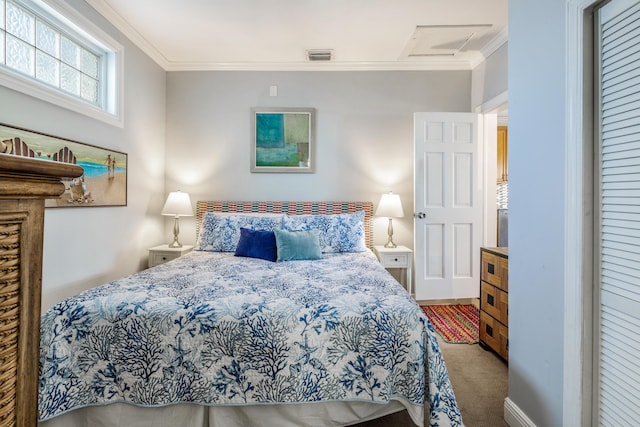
[596,0,640,424]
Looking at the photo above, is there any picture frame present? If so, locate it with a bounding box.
[0,123,127,208]
[250,107,315,173]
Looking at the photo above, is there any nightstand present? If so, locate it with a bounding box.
[374,245,413,295]
[148,244,194,268]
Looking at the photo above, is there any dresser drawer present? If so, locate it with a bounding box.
[498,321,509,360]
[481,251,508,291]
[378,252,410,268]
[480,311,509,360]
[148,245,193,268]
[480,281,508,326]
[149,252,180,267]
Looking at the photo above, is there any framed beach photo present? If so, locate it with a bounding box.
[0,123,127,208]
[250,107,315,173]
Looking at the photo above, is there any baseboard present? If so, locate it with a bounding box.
[504,397,536,427]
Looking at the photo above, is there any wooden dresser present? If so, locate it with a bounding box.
[0,154,82,426]
[479,247,509,361]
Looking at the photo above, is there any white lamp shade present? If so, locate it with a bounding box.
[161,191,193,217]
[375,192,404,218]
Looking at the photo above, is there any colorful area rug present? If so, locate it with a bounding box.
[422,304,479,344]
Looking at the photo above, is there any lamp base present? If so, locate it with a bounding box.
[168,216,183,248]
[384,217,397,248]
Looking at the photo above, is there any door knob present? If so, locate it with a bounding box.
[415,212,426,219]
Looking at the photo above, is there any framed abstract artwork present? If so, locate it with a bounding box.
[250,107,315,173]
[0,123,127,208]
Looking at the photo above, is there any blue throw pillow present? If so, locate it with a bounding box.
[273,229,322,262]
[234,228,277,262]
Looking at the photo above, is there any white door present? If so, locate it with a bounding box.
[414,112,484,301]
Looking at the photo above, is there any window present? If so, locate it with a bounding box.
[0,0,123,126]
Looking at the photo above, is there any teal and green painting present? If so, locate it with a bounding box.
[255,112,311,168]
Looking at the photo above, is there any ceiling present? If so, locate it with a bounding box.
[85,0,508,72]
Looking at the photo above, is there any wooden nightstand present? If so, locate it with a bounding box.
[148,244,194,268]
[374,245,413,295]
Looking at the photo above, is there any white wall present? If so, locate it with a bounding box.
[508,1,567,426]
[471,44,508,250]
[0,0,167,311]
[472,43,508,110]
[164,71,471,250]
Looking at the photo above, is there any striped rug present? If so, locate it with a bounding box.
[422,304,479,344]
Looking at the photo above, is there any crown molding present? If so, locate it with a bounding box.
[85,0,169,70]
[86,0,505,72]
[165,59,476,72]
[481,27,509,58]
[467,27,508,69]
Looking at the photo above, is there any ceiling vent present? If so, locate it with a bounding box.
[307,49,333,62]
[400,24,492,58]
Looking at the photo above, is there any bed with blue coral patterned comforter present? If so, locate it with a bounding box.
[39,250,462,426]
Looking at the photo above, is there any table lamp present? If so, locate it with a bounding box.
[161,191,193,248]
[375,192,404,248]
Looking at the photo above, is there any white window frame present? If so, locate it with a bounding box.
[0,0,124,127]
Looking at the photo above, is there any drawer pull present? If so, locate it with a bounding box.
[487,294,494,306]
[486,324,494,337]
[488,263,495,274]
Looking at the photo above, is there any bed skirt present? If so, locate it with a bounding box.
[39,400,413,427]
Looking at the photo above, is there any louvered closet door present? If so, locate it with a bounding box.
[596,0,640,424]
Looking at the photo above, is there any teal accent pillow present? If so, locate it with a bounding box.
[273,229,322,262]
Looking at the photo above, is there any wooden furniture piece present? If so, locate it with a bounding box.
[497,126,508,183]
[479,247,509,361]
[148,244,194,268]
[374,245,413,295]
[0,154,82,426]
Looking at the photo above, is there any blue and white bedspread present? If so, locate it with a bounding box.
[39,250,462,426]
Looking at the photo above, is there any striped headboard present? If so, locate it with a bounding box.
[196,201,374,249]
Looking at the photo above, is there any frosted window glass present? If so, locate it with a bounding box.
[61,63,79,95]
[36,20,59,57]
[6,2,34,44]
[60,36,79,67]
[36,50,58,86]
[6,34,34,76]
[0,0,116,119]
[81,74,97,103]
[81,48,97,78]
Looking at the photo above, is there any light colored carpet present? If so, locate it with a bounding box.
[353,336,508,426]
[439,337,508,427]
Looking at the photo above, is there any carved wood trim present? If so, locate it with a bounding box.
[0,153,83,426]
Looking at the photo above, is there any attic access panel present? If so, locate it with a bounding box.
[401,24,493,57]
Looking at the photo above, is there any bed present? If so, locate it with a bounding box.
[38,201,462,426]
